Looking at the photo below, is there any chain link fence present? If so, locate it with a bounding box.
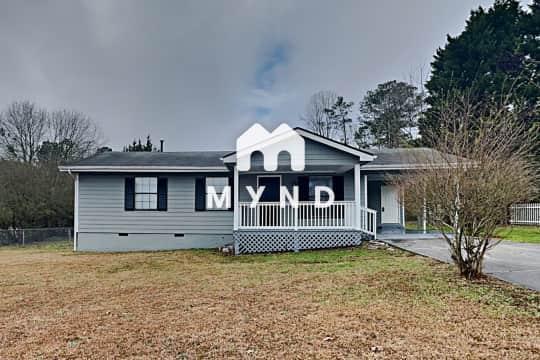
[0,227,73,246]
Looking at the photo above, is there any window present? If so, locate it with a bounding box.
[135,177,158,210]
[309,176,333,201]
[205,177,230,210]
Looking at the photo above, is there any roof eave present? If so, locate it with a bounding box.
[58,165,230,173]
[361,163,461,171]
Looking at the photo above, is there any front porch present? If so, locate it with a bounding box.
[231,160,378,254]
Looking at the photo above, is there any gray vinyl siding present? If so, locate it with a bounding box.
[304,139,359,166]
[75,137,373,251]
[367,180,383,227]
[78,173,233,235]
[248,138,359,169]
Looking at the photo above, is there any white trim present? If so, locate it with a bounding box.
[233,166,239,231]
[361,163,460,171]
[59,166,229,173]
[74,173,79,251]
[293,129,375,161]
[364,174,368,208]
[354,164,361,230]
[234,169,347,174]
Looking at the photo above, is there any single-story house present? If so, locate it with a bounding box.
[60,127,438,253]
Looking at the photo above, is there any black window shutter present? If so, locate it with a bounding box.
[228,176,234,211]
[298,176,309,201]
[157,177,168,211]
[332,176,344,201]
[195,177,206,211]
[125,177,135,211]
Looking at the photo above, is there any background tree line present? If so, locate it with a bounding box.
[303,0,539,156]
[300,0,539,278]
[0,99,162,229]
[0,100,104,229]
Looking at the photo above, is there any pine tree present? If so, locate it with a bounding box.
[421,0,538,141]
[123,135,156,152]
[324,96,354,144]
[357,81,423,148]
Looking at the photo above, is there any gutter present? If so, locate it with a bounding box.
[58,166,230,173]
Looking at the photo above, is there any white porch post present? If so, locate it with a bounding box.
[233,165,239,231]
[422,197,427,234]
[354,164,361,230]
[74,173,79,251]
[401,190,406,233]
[364,174,368,207]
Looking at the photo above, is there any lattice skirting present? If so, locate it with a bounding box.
[233,230,368,254]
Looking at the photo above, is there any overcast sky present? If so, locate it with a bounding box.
[0,1,530,151]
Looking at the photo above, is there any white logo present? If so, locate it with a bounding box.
[207,123,335,209]
[236,123,305,171]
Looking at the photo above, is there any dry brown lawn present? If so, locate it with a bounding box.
[0,242,539,359]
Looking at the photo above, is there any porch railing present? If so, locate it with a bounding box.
[238,201,377,236]
[358,206,377,236]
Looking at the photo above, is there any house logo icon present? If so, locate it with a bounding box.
[236,123,305,172]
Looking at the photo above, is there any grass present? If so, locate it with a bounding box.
[405,220,440,231]
[0,245,538,359]
[406,221,540,244]
[494,225,540,244]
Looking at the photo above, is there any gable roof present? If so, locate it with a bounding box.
[222,126,375,162]
[59,151,231,173]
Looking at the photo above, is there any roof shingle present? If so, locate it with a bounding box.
[65,151,231,168]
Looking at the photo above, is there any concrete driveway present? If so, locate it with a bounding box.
[381,237,540,291]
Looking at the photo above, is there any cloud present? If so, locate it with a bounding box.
[0,0,501,151]
[254,43,289,91]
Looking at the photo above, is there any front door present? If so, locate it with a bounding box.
[381,185,400,224]
[258,176,280,202]
[257,176,281,227]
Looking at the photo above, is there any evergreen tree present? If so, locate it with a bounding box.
[123,135,156,152]
[518,0,540,119]
[324,96,354,144]
[422,0,539,146]
[357,80,423,148]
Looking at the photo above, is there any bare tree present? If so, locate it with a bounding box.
[0,101,47,162]
[45,109,103,162]
[0,101,104,163]
[398,93,538,279]
[301,90,338,139]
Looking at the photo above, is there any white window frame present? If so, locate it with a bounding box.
[135,177,158,210]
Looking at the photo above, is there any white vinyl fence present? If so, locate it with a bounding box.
[509,203,540,225]
[0,227,73,246]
